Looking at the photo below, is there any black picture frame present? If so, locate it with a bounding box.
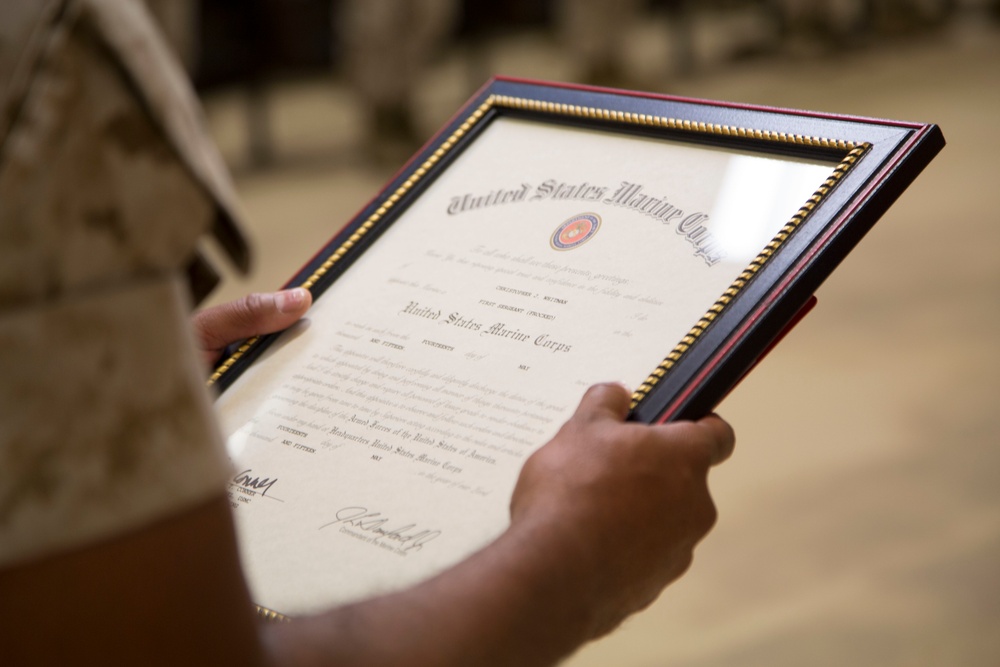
[210,77,944,425]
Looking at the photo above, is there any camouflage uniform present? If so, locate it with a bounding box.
[335,0,458,151]
[553,0,647,86]
[773,0,954,44]
[143,0,200,71]
[0,0,247,567]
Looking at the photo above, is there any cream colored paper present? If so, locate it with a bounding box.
[215,117,833,615]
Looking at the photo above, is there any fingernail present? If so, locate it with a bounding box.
[275,288,309,313]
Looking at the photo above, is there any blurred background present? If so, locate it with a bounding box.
[152,1,999,664]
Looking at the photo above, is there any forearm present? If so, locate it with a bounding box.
[0,495,267,667]
[261,387,735,667]
[264,518,600,667]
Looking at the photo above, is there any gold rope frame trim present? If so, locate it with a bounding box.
[209,94,870,410]
[490,95,863,152]
[256,605,290,622]
[629,143,869,408]
[206,97,493,386]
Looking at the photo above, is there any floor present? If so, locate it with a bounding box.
[201,12,1000,666]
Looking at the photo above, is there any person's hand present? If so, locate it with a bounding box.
[509,382,734,638]
[262,384,733,667]
[191,288,313,366]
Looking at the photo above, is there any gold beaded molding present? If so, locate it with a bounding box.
[490,94,864,152]
[208,94,869,399]
[207,97,493,387]
[629,143,869,409]
[256,605,289,623]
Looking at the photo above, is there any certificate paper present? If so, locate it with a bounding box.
[215,116,837,615]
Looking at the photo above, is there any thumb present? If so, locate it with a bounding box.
[571,382,633,424]
[192,288,312,364]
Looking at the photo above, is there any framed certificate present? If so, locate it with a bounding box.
[210,78,944,619]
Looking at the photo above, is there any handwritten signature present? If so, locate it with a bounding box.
[320,507,442,553]
[231,469,278,497]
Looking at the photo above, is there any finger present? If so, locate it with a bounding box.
[192,288,312,361]
[571,383,633,423]
[657,414,735,467]
[696,414,736,465]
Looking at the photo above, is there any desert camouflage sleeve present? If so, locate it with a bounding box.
[0,0,246,567]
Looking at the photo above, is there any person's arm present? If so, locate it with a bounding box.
[265,383,733,667]
[201,291,734,666]
[1,290,732,667]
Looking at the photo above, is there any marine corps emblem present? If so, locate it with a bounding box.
[550,213,601,251]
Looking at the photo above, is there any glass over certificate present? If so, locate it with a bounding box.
[210,80,943,618]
